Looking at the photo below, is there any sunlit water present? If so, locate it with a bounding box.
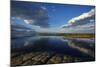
[11,36,95,61]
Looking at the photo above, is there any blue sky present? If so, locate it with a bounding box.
[11,1,95,33]
[44,3,94,28]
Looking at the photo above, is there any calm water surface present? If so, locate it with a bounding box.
[11,36,95,61]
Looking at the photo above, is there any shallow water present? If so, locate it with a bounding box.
[11,36,95,63]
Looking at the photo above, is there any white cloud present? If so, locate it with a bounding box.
[68,8,95,24]
[60,8,95,33]
[60,23,95,33]
[40,6,47,10]
[24,19,34,24]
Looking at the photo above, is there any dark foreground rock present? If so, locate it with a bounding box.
[11,51,94,66]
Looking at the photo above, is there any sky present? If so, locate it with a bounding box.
[11,1,95,33]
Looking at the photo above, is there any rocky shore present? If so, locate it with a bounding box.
[11,51,94,66]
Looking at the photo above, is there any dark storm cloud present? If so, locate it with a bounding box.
[11,1,49,28]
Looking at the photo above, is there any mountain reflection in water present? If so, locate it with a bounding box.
[11,36,95,66]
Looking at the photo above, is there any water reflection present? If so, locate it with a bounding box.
[11,36,95,64]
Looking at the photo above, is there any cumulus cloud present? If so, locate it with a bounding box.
[61,8,95,28]
[24,20,34,24]
[11,1,49,28]
[68,9,95,24]
[61,8,95,33]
